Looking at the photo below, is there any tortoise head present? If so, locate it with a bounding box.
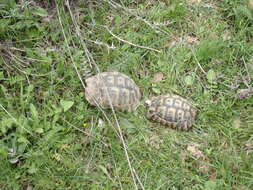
[145,99,156,119]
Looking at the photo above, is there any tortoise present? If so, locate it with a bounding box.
[145,94,197,130]
[85,71,141,112]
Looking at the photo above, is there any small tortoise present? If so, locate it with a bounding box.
[85,72,141,112]
[145,94,197,130]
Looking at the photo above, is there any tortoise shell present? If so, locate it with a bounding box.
[85,72,141,112]
[145,94,197,130]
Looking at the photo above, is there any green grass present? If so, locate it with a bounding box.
[0,0,253,189]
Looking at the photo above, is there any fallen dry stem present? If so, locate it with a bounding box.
[56,2,86,90]
[190,48,206,75]
[83,22,160,53]
[105,26,161,53]
[66,1,98,70]
[65,1,145,189]
[3,54,54,77]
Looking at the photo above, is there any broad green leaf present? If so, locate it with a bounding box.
[232,117,241,129]
[60,100,74,112]
[27,85,34,93]
[99,165,109,176]
[0,71,4,78]
[184,75,194,86]
[246,62,253,77]
[207,69,216,83]
[119,117,136,134]
[1,118,14,133]
[1,0,16,8]
[35,128,44,134]
[18,143,27,154]
[0,19,10,34]
[30,104,38,119]
[73,50,84,61]
[152,87,161,94]
[0,148,7,158]
[32,8,48,17]
[28,163,38,174]
[1,84,8,94]
[17,136,29,144]
[204,181,217,190]
[235,5,253,20]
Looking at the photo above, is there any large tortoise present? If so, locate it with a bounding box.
[145,94,197,130]
[85,72,141,112]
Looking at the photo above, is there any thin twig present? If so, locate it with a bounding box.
[9,47,26,52]
[105,26,161,53]
[83,22,160,53]
[65,1,98,70]
[64,1,144,189]
[62,118,109,147]
[2,55,54,77]
[6,51,28,67]
[64,0,121,138]
[133,168,145,190]
[13,37,42,43]
[190,48,206,75]
[57,1,120,140]
[84,38,116,51]
[8,51,50,64]
[56,3,86,90]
